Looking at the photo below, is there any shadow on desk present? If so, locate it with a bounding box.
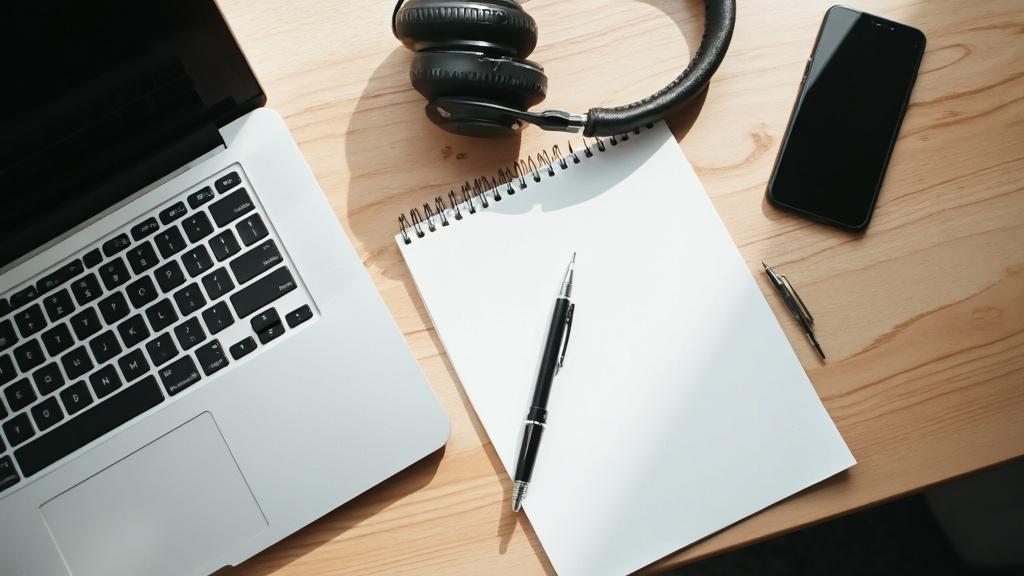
[219,448,445,576]
[343,47,523,285]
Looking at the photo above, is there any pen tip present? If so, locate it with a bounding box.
[512,481,528,512]
[762,261,770,270]
[571,252,576,263]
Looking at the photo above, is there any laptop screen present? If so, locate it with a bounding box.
[0,0,264,270]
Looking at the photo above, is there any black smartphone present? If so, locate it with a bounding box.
[766,6,925,231]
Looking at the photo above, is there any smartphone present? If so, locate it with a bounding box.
[766,6,925,231]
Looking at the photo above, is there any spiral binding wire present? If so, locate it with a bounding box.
[398,125,651,245]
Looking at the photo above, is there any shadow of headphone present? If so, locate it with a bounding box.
[392,0,736,137]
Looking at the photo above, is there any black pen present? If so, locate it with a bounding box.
[512,253,576,512]
[763,262,825,360]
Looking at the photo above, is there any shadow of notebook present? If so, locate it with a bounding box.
[396,122,855,576]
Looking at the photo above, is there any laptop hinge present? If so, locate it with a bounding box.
[108,121,226,205]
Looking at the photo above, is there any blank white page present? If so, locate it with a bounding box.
[397,122,854,576]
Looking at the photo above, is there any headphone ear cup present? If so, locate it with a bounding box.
[410,51,547,110]
[395,0,538,58]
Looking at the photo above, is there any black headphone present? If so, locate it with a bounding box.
[392,0,736,137]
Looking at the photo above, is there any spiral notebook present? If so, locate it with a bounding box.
[395,122,855,576]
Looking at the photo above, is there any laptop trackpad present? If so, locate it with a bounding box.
[40,412,267,576]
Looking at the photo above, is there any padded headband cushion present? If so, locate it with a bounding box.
[394,0,539,58]
[410,51,547,109]
[584,0,736,136]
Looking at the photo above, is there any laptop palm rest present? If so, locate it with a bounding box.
[40,412,267,576]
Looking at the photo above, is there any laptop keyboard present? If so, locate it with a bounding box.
[0,166,315,493]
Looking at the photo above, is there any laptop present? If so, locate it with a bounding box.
[0,1,449,575]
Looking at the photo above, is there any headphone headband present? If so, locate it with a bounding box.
[584,0,735,136]
[393,0,736,137]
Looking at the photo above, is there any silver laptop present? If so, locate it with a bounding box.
[0,2,449,575]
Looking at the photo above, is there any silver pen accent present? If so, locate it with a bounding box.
[512,481,528,512]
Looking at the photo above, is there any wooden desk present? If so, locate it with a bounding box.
[218,0,1024,573]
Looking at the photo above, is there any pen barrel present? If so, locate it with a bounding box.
[531,297,572,410]
[513,420,545,483]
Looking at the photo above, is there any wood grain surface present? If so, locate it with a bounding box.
[215,0,1024,573]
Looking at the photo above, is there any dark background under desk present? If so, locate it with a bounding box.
[670,457,1024,576]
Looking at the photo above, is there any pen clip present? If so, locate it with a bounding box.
[779,273,814,326]
[555,303,575,375]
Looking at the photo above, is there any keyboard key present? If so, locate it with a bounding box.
[182,212,214,243]
[159,201,188,225]
[215,171,242,193]
[201,268,235,301]
[130,217,160,241]
[195,340,228,376]
[98,292,130,324]
[82,248,103,268]
[15,376,164,477]
[173,317,205,351]
[145,333,178,367]
[251,308,280,333]
[0,456,19,491]
[5,377,37,412]
[14,340,44,372]
[210,188,254,227]
[117,314,150,349]
[230,266,296,319]
[99,257,131,290]
[0,396,5,420]
[209,230,241,262]
[145,299,178,332]
[117,349,150,383]
[89,364,122,399]
[71,273,102,305]
[32,363,64,396]
[229,337,256,360]
[159,355,201,396]
[173,283,206,317]
[126,241,159,274]
[286,305,313,328]
[30,396,63,432]
[236,213,269,246]
[0,320,17,352]
[60,381,93,416]
[89,330,122,365]
[201,302,234,335]
[11,285,39,309]
[187,186,215,208]
[0,298,9,316]
[154,260,186,293]
[43,289,75,322]
[230,240,282,285]
[62,346,94,380]
[3,413,34,448]
[125,276,158,308]
[155,226,187,258]
[182,245,214,278]
[0,355,17,385]
[102,233,131,257]
[41,323,73,357]
[69,308,102,340]
[15,304,47,338]
[257,322,285,344]
[37,259,84,294]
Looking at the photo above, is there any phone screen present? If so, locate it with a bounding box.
[766,7,925,230]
